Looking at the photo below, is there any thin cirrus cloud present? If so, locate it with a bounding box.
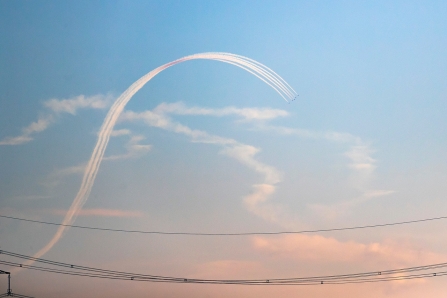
[0,94,113,146]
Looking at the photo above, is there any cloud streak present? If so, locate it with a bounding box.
[121,110,281,183]
[0,94,112,146]
[0,115,53,145]
[44,94,112,115]
[153,102,289,121]
[0,135,34,145]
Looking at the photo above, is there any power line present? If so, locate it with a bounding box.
[1,214,447,236]
[0,250,445,285]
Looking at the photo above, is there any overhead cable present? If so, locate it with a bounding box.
[1,214,447,236]
[0,250,445,285]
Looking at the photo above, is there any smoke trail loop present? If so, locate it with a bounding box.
[27,52,297,265]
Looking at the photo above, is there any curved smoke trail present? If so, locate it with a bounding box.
[29,52,297,263]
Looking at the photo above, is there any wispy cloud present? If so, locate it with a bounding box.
[255,124,362,142]
[48,208,144,218]
[121,110,237,145]
[363,189,396,198]
[22,115,54,134]
[345,145,376,171]
[0,94,112,146]
[103,134,152,161]
[243,184,285,225]
[121,109,280,179]
[344,144,377,192]
[121,107,285,225]
[0,135,34,145]
[0,115,53,145]
[254,124,377,177]
[309,189,396,220]
[54,164,86,177]
[10,98,388,231]
[153,102,289,121]
[253,123,389,218]
[221,145,281,184]
[110,129,131,137]
[48,129,151,187]
[44,94,112,115]
[120,102,393,228]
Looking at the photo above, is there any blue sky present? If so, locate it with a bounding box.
[1,1,447,297]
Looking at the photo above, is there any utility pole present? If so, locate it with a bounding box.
[0,270,34,298]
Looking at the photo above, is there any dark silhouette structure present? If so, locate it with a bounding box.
[0,270,33,298]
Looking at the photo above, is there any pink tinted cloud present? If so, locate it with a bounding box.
[252,234,444,267]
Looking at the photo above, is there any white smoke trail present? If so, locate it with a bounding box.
[28,52,297,263]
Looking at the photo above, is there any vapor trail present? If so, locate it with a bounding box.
[28,52,297,264]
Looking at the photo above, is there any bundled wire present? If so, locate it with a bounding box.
[0,250,445,285]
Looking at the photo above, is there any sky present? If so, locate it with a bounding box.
[0,0,447,297]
